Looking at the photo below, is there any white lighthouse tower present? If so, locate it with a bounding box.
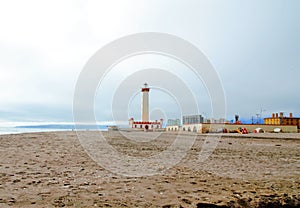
[129,83,163,130]
[141,83,149,122]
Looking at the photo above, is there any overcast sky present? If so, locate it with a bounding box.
[0,0,299,124]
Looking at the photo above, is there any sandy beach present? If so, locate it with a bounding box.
[0,131,299,207]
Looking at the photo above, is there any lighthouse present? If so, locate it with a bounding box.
[141,83,149,122]
[128,83,163,130]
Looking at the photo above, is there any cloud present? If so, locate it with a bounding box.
[0,0,300,123]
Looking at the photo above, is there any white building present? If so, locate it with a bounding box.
[166,125,180,131]
[183,115,204,124]
[167,119,181,126]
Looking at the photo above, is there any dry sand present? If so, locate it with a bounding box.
[0,131,299,207]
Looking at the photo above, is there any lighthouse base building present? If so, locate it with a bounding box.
[129,83,163,130]
[129,118,163,130]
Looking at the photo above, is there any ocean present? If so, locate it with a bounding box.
[0,124,108,135]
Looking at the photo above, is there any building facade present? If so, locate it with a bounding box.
[204,118,228,124]
[166,125,180,131]
[129,118,163,130]
[182,115,204,125]
[264,112,300,129]
[167,119,181,126]
[180,123,297,133]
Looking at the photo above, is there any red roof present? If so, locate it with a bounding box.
[141,88,150,92]
[133,121,160,124]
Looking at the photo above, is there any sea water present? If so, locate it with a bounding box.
[0,127,71,135]
[0,124,108,135]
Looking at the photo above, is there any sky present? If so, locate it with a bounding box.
[0,0,299,125]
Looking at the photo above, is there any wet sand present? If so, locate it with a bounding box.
[0,131,299,207]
